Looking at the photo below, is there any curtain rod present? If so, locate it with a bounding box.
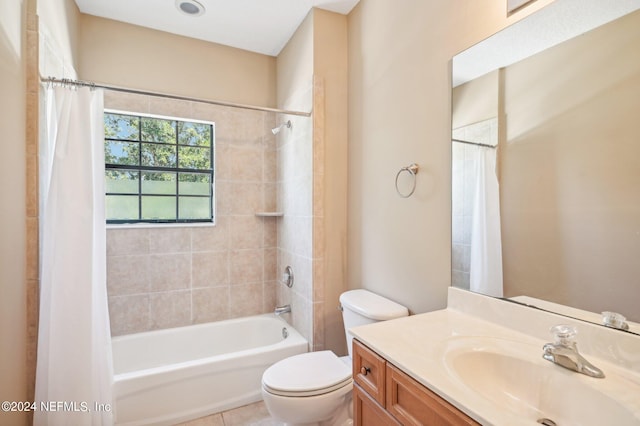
[452,138,497,149]
[41,77,312,117]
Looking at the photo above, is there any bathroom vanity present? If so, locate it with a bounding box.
[349,288,640,426]
[353,338,478,425]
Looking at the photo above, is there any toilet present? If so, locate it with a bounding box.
[261,289,409,425]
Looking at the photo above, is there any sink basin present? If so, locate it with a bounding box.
[443,338,640,425]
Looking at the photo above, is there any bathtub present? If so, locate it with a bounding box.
[112,314,308,425]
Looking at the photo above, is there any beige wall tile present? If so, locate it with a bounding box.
[291,291,312,346]
[107,229,149,256]
[190,102,229,124]
[313,172,325,217]
[192,287,229,324]
[26,155,38,218]
[230,249,263,285]
[108,295,150,336]
[230,216,263,250]
[313,302,325,351]
[149,291,191,330]
[223,109,264,146]
[229,146,263,182]
[263,281,278,313]
[26,218,38,281]
[214,181,231,215]
[149,97,192,119]
[148,227,191,253]
[26,280,38,341]
[264,149,277,182]
[192,218,228,252]
[313,258,325,302]
[264,183,277,212]
[148,253,191,292]
[192,251,229,288]
[213,143,231,182]
[228,182,263,214]
[104,91,150,113]
[263,220,277,248]
[264,248,278,282]
[107,255,150,296]
[26,90,38,156]
[229,283,263,318]
[313,216,325,260]
[293,257,313,302]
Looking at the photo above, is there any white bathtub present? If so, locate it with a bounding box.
[112,314,308,425]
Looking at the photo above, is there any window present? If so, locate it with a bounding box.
[104,112,214,224]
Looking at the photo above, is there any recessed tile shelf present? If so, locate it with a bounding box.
[254,212,284,217]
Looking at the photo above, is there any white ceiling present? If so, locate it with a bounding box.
[73,0,360,57]
[453,0,640,87]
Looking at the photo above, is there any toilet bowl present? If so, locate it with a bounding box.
[261,290,409,425]
[262,351,353,426]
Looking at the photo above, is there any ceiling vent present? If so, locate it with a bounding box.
[175,0,205,17]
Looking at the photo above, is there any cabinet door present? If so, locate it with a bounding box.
[354,384,401,426]
[386,364,480,426]
[353,339,387,406]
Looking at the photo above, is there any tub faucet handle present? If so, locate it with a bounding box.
[281,266,294,288]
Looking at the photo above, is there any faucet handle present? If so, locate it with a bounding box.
[602,311,629,330]
[550,324,577,346]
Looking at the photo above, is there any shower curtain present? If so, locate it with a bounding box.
[469,146,504,297]
[35,85,113,425]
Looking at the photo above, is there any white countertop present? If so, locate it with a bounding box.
[349,290,640,426]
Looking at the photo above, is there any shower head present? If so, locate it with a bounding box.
[272,120,292,135]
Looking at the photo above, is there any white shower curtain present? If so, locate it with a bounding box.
[35,85,113,425]
[469,146,504,297]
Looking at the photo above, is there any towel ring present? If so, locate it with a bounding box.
[395,163,419,198]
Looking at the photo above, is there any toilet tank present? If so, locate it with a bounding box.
[339,289,409,358]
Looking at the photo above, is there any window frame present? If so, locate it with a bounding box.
[104,109,215,225]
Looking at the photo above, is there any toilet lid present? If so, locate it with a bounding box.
[262,351,352,397]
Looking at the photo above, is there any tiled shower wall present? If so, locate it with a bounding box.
[275,82,315,347]
[105,91,281,336]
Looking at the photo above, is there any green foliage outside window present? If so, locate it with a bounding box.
[105,112,214,223]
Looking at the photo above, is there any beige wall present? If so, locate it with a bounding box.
[347,0,554,314]
[500,10,640,321]
[37,0,79,77]
[312,9,348,355]
[79,14,277,108]
[452,70,499,130]
[0,0,28,424]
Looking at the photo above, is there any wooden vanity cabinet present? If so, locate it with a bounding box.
[353,339,480,426]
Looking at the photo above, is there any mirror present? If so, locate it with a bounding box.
[451,0,640,334]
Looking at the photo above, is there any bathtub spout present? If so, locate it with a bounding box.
[275,305,291,315]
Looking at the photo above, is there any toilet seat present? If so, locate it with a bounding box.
[262,351,352,397]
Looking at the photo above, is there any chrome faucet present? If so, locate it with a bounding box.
[542,325,605,378]
[274,304,291,315]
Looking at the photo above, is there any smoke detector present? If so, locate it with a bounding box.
[175,0,205,17]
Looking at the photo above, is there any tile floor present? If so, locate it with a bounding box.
[176,401,283,426]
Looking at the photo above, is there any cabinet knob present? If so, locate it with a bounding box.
[360,366,371,376]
